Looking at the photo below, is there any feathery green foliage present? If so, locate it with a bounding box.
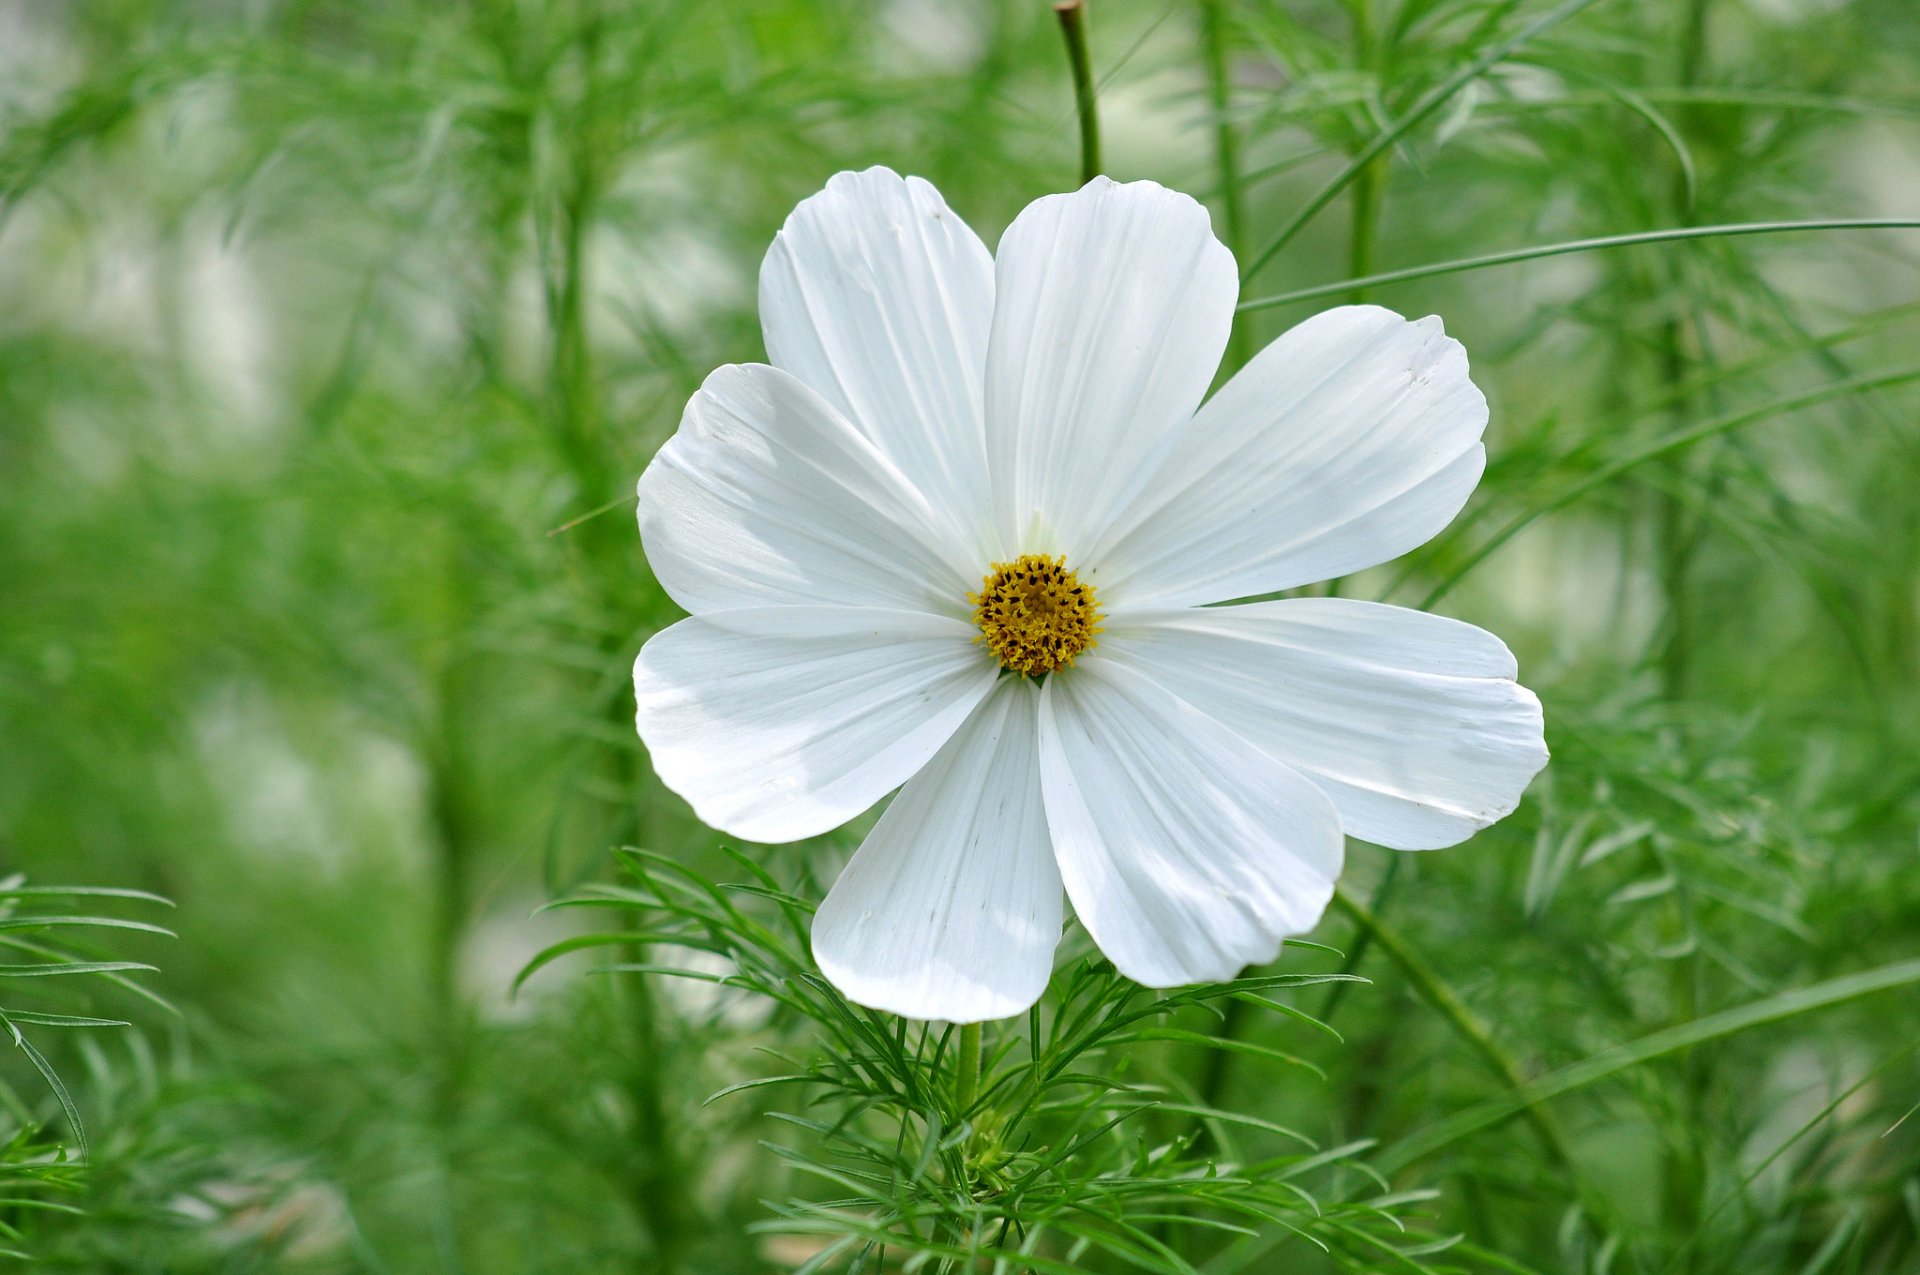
[522,849,1441,1272]
[0,878,171,1257]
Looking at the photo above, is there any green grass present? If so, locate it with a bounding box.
[2,0,1918,1270]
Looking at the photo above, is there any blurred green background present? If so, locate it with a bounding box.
[3,0,1919,1270]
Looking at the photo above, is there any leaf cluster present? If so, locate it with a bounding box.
[526,849,1483,1273]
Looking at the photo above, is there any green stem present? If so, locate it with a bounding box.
[1346,156,1385,305]
[1055,1,1102,185]
[955,1022,983,1117]
[1655,0,1710,1233]
[1653,0,1711,710]
[1198,0,1252,369]
[1346,0,1385,305]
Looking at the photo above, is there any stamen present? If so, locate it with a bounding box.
[969,553,1102,676]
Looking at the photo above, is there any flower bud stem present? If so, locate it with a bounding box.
[1055,1,1102,184]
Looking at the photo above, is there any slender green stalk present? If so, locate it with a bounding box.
[1239,217,1920,311]
[1345,156,1385,305]
[425,673,474,1029]
[1653,0,1712,710]
[1198,0,1253,369]
[1346,0,1386,306]
[1055,0,1101,185]
[955,1022,982,1117]
[1653,5,1712,1229]
[425,551,481,1271]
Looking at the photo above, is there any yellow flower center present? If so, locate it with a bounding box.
[969,553,1102,676]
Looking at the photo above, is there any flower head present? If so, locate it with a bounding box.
[970,554,1102,676]
[634,168,1548,1023]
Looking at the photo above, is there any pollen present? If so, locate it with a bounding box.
[969,553,1103,677]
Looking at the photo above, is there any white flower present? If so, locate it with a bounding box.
[633,168,1547,1023]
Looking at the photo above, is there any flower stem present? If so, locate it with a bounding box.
[1055,0,1101,185]
[955,1022,983,1116]
[1198,0,1252,370]
[1656,0,1712,1236]
[1346,0,1386,305]
[1346,155,1385,305]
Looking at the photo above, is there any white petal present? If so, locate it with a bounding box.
[638,363,975,617]
[984,177,1237,562]
[761,168,996,558]
[633,608,997,843]
[1093,306,1488,607]
[812,677,1059,1023]
[1038,659,1343,988]
[1102,599,1547,850]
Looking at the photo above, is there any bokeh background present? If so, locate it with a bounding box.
[3,0,1919,1270]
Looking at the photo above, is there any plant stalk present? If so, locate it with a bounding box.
[1055,1,1102,185]
[1347,0,1386,305]
[1198,0,1252,370]
[955,1022,983,1117]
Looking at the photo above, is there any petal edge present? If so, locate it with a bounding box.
[1101,599,1547,850]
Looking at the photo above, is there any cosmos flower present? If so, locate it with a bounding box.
[633,167,1547,1023]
